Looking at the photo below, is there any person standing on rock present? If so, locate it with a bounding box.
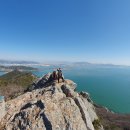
[57,68,64,83]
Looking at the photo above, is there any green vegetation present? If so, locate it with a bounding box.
[0,70,37,100]
[96,106,130,130]
[0,70,35,86]
[92,119,101,130]
[104,125,122,130]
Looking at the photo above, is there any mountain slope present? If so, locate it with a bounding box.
[0,70,36,100]
[0,74,103,130]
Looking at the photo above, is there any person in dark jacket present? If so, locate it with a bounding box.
[52,71,57,80]
[57,68,64,83]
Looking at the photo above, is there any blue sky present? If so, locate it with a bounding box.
[0,0,130,65]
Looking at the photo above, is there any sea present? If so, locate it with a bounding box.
[0,66,130,114]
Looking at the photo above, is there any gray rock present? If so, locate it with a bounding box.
[0,97,6,121]
[0,74,103,130]
[80,91,93,103]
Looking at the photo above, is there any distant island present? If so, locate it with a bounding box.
[0,59,39,65]
[0,65,38,72]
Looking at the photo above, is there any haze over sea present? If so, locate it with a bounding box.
[0,64,130,114]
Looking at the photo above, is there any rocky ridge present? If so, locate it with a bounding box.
[0,73,103,130]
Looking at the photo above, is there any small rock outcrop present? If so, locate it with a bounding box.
[0,73,103,130]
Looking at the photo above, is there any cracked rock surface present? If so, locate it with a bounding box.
[0,74,102,130]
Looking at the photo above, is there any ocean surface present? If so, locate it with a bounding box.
[0,96,4,101]
[0,66,130,113]
[0,71,6,76]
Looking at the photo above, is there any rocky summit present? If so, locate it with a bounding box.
[0,73,103,130]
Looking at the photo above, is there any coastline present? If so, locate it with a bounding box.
[95,103,130,129]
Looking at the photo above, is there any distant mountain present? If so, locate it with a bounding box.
[63,62,129,68]
[0,60,39,65]
[73,62,91,64]
[36,62,128,70]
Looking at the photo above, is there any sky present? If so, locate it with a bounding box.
[0,0,130,65]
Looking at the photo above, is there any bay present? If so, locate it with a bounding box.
[0,71,6,76]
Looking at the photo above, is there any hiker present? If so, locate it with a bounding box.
[57,68,64,83]
[51,71,57,80]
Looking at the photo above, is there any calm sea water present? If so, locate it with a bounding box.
[0,96,4,101]
[33,66,130,114]
[0,72,6,76]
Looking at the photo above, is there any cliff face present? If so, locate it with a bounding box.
[0,74,103,130]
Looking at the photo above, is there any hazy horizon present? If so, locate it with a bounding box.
[0,58,130,66]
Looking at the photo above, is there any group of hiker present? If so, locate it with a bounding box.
[50,68,64,83]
